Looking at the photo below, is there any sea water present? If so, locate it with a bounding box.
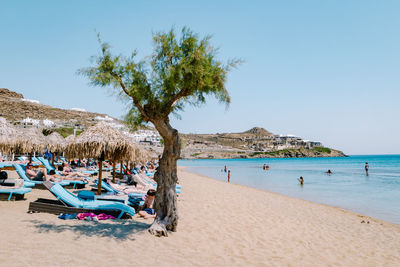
[179,155,400,225]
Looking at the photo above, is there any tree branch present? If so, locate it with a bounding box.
[165,88,190,112]
[110,72,150,122]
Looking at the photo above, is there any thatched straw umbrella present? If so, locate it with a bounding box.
[0,117,20,155]
[122,134,153,174]
[66,121,136,194]
[46,132,65,165]
[16,127,47,161]
[65,134,75,144]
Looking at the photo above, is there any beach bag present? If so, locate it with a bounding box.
[0,171,7,183]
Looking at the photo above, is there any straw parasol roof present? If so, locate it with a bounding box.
[16,127,47,153]
[65,121,136,162]
[46,132,65,152]
[122,133,153,163]
[65,134,75,144]
[0,117,19,154]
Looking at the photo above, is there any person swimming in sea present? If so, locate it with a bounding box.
[326,169,332,175]
[297,176,304,185]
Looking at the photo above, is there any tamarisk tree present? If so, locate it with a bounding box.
[80,28,240,236]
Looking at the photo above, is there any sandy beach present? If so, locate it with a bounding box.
[1,167,400,266]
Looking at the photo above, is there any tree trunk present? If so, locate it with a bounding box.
[148,119,180,237]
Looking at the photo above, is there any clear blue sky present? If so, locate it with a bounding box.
[1,0,399,155]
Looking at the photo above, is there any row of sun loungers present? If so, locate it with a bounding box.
[2,158,181,222]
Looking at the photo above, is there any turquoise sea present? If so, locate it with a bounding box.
[179,155,400,225]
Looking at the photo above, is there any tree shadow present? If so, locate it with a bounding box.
[26,219,150,241]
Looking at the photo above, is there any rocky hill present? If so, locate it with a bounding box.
[0,88,114,127]
[0,88,346,159]
[180,127,346,159]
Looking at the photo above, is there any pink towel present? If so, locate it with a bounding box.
[77,213,116,220]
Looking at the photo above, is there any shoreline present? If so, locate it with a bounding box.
[180,167,400,227]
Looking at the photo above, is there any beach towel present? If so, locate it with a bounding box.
[77,213,116,220]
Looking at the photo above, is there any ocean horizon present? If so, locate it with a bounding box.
[179,155,400,225]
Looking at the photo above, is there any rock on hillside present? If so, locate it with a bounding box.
[0,88,115,126]
[0,88,23,99]
[243,127,273,136]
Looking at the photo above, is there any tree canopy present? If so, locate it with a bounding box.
[80,27,241,125]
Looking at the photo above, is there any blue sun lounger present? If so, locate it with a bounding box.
[0,162,13,169]
[136,173,182,194]
[36,157,88,189]
[93,179,119,194]
[13,164,70,188]
[45,181,135,218]
[0,187,32,201]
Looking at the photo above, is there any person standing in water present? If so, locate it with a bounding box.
[227,170,231,183]
[297,176,304,186]
[365,162,369,176]
[224,165,227,173]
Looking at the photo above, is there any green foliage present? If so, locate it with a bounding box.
[79,27,241,128]
[43,127,83,138]
[42,129,53,136]
[312,147,331,153]
[249,147,332,157]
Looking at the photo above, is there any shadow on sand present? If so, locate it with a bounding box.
[26,219,150,241]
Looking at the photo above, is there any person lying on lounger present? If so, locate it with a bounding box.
[25,163,49,181]
[138,189,157,219]
[48,170,88,182]
[105,179,150,194]
[57,165,87,177]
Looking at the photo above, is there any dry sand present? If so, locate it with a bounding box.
[1,168,400,266]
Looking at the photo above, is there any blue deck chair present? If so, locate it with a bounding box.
[0,162,13,168]
[93,179,120,194]
[37,157,88,189]
[93,179,147,197]
[13,164,69,188]
[45,181,135,218]
[0,187,32,201]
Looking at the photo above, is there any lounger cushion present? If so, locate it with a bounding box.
[78,190,95,200]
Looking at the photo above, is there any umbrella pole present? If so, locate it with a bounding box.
[29,152,32,163]
[51,152,55,166]
[120,161,123,175]
[98,160,103,195]
[112,161,116,183]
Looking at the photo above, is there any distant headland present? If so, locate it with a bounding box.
[0,88,345,159]
[180,127,346,159]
